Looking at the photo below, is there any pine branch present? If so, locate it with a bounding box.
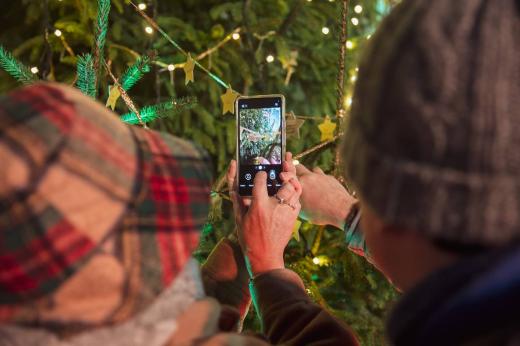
[120,54,152,91]
[120,97,197,125]
[92,0,111,92]
[76,54,96,98]
[0,45,38,85]
[277,0,306,37]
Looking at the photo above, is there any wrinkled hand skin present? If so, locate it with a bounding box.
[292,164,357,230]
[227,153,302,277]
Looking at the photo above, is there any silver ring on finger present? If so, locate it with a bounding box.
[275,194,285,204]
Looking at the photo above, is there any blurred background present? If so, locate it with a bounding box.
[0,1,400,344]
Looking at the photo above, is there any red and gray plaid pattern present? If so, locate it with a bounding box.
[0,84,211,330]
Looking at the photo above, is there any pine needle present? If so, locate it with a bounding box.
[121,55,152,91]
[0,45,38,85]
[121,97,197,125]
[76,54,96,98]
[92,0,111,93]
[93,0,110,67]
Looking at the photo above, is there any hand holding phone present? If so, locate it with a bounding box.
[236,95,285,196]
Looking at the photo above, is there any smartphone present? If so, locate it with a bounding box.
[236,95,285,196]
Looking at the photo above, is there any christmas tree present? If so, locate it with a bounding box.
[0,0,400,344]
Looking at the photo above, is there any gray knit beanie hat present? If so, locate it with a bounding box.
[342,0,520,246]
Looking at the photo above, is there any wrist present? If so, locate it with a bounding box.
[332,195,357,229]
[244,254,285,278]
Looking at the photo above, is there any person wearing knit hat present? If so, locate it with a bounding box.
[294,0,520,344]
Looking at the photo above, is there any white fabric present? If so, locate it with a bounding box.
[0,258,204,346]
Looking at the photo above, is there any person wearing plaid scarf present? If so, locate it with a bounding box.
[0,83,358,345]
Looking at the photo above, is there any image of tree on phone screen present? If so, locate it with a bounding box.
[240,108,282,165]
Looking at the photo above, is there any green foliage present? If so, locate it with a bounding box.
[0,45,37,85]
[121,54,152,91]
[76,53,96,98]
[93,0,111,69]
[0,1,400,344]
[120,96,197,124]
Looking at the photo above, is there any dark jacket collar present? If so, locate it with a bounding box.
[387,244,520,346]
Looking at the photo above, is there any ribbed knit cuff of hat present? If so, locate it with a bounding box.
[342,125,520,248]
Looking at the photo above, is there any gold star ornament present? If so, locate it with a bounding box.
[220,87,240,115]
[105,85,121,110]
[183,53,195,85]
[318,116,337,141]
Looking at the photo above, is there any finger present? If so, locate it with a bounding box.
[251,171,268,203]
[275,181,296,202]
[296,163,311,177]
[313,166,325,175]
[285,151,293,163]
[226,160,237,191]
[279,171,297,182]
[283,152,296,175]
[279,173,302,200]
[226,160,246,216]
[289,176,302,196]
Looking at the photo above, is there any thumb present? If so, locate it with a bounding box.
[251,171,268,204]
[296,163,311,177]
[313,167,325,175]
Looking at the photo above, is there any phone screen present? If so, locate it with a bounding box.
[237,95,284,196]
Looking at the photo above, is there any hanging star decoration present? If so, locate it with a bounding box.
[183,53,195,85]
[292,219,302,241]
[318,116,337,141]
[106,85,121,110]
[280,50,298,86]
[286,111,305,139]
[221,87,240,115]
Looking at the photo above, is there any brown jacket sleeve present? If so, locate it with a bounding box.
[251,269,359,346]
[200,238,252,323]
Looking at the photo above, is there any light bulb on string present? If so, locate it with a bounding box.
[312,257,321,265]
[145,26,153,34]
[30,67,39,74]
[266,55,275,63]
[321,27,330,35]
[138,3,147,10]
[351,17,359,26]
[346,40,354,50]
[232,32,240,40]
[54,29,62,37]
[167,64,175,72]
[354,5,363,13]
